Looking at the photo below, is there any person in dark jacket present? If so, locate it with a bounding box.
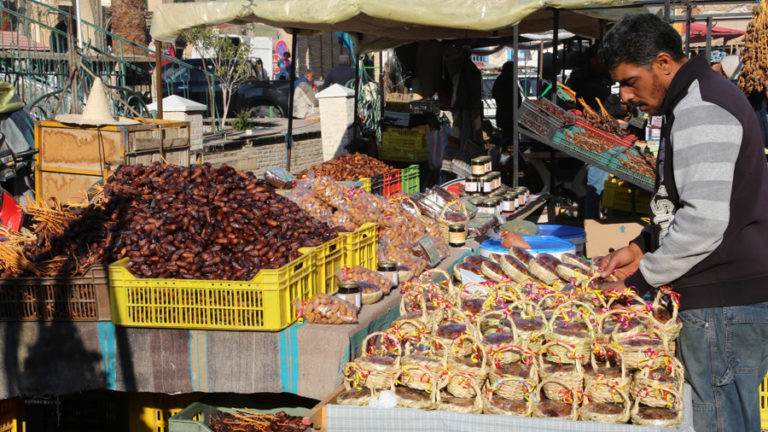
[321,54,355,89]
[598,14,768,432]
[491,61,521,140]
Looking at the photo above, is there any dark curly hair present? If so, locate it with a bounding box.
[599,14,685,71]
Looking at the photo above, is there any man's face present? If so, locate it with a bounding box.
[611,61,668,115]
[306,72,314,83]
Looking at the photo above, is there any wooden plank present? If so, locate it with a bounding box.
[38,170,102,205]
[303,384,344,432]
[125,148,190,167]
[38,126,123,169]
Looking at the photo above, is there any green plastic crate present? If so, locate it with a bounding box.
[401,164,420,195]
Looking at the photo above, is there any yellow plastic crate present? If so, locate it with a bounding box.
[339,222,379,270]
[379,126,428,162]
[0,398,22,432]
[761,373,768,429]
[303,236,343,295]
[602,177,651,213]
[108,250,316,331]
[357,177,372,193]
[129,393,201,432]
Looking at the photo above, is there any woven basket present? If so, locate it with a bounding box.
[336,383,375,406]
[538,341,585,402]
[613,316,670,370]
[401,335,447,390]
[437,201,469,243]
[419,268,460,302]
[487,346,539,401]
[632,355,685,408]
[544,301,596,365]
[483,375,535,416]
[597,308,649,344]
[651,287,682,346]
[584,346,631,404]
[630,388,684,427]
[436,371,484,414]
[434,308,479,358]
[394,292,432,339]
[344,331,402,391]
[508,300,547,353]
[393,363,438,410]
[444,334,488,398]
[579,387,631,423]
[477,309,512,337]
[531,378,580,420]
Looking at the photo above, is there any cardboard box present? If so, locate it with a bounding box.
[584,218,646,258]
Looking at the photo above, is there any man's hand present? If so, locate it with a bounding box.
[598,243,644,280]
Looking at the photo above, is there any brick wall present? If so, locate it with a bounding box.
[201,137,323,175]
[296,31,348,81]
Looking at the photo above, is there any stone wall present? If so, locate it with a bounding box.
[201,137,322,176]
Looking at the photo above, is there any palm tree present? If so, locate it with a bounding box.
[110,0,148,56]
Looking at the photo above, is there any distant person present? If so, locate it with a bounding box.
[492,61,522,140]
[278,51,291,80]
[253,58,269,80]
[293,69,318,119]
[322,54,355,89]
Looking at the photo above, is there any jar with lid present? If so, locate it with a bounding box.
[502,192,518,212]
[480,199,496,215]
[471,156,492,176]
[448,224,467,247]
[377,261,399,289]
[465,175,480,193]
[337,281,361,311]
[515,186,529,205]
[491,197,503,214]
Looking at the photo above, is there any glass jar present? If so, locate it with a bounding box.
[465,175,480,193]
[480,199,496,215]
[377,261,399,288]
[448,224,467,247]
[337,281,361,311]
[471,156,492,176]
[502,192,517,212]
[491,197,503,214]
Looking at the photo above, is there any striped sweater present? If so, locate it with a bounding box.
[625,55,768,310]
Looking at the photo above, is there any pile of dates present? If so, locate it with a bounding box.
[300,153,394,181]
[109,163,337,280]
[209,411,305,432]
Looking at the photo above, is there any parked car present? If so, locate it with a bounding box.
[161,59,290,118]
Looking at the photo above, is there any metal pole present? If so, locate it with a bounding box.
[664,0,671,23]
[353,54,361,140]
[512,25,520,187]
[685,5,692,56]
[154,41,163,119]
[548,9,559,220]
[286,31,298,171]
[705,16,713,61]
[74,0,84,50]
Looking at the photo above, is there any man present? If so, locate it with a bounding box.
[252,58,269,81]
[322,54,355,89]
[598,14,768,432]
[277,51,291,80]
[492,61,520,140]
[292,69,318,119]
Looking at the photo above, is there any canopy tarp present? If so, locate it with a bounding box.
[674,22,745,43]
[150,0,653,50]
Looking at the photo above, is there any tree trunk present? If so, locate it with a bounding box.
[111,0,147,56]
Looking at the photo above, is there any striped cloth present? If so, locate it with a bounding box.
[327,385,694,432]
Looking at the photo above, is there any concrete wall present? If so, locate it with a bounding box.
[201,137,322,175]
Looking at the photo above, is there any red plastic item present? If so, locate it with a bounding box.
[382,168,402,197]
[0,191,22,231]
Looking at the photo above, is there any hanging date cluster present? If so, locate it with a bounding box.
[108,162,337,280]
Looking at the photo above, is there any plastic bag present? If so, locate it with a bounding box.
[312,176,351,210]
[285,188,334,219]
[346,192,383,225]
[328,210,359,232]
[337,265,394,295]
[300,293,358,324]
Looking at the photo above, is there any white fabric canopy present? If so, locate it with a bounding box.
[150,0,654,50]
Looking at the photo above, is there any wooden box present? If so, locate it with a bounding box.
[34,118,190,204]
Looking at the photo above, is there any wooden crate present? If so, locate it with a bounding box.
[35,118,190,204]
